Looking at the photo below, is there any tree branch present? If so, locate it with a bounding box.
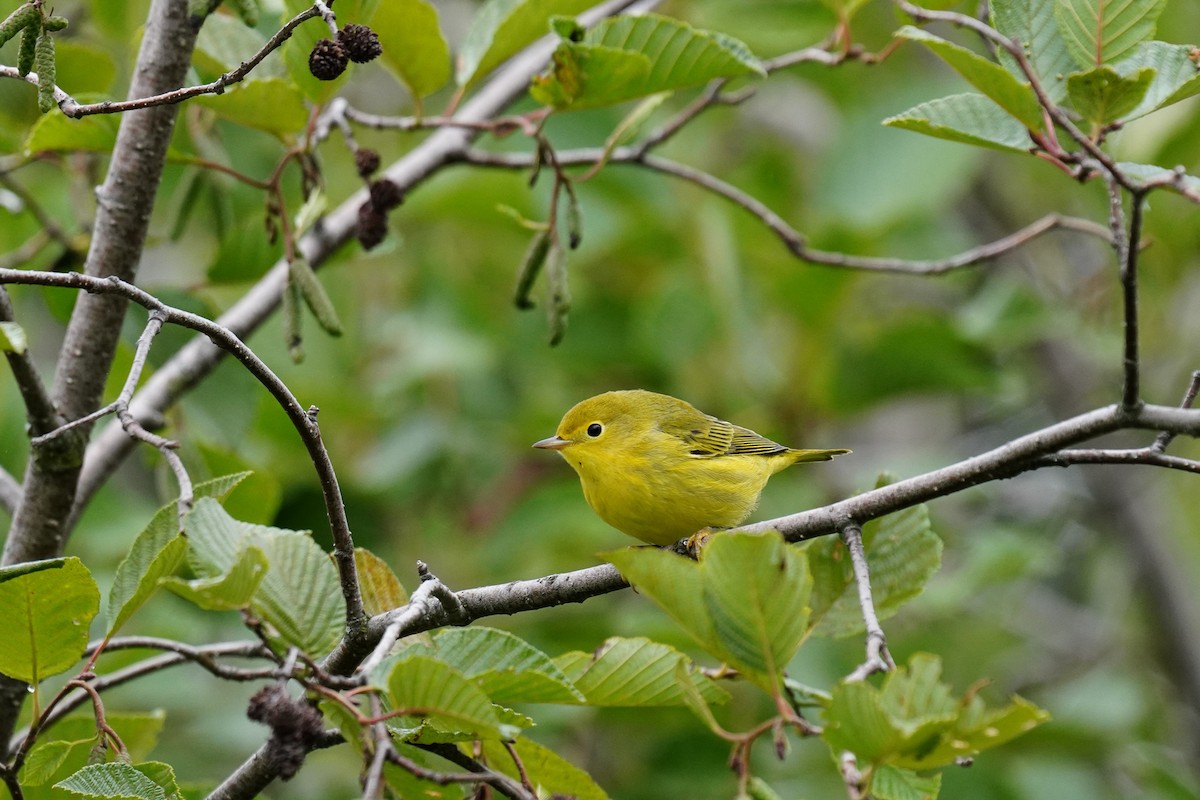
[459,146,1113,273]
[0,269,366,635]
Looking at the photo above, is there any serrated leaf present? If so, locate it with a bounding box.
[371,0,451,102]
[883,92,1033,152]
[106,472,249,634]
[553,636,729,707]
[386,654,507,739]
[417,627,583,704]
[20,739,77,786]
[456,0,595,87]
[823,653,1049,770]
[991,0,1077,103]
[1066,65,1154,125]
[531,13,764,111]
[53,762,166,800]
[605,545,718,650]
[161,544,268,610]
[479,737,609,800]
[870,764,942,800]
[354,547,407,616]
[0,320,27,353]
[192,78,308,136]
[25,713,166,788]
[806,496,941,639]
[701,532,811,688]
[897,693,1049,770]
[896,26,1043,129]
[1054,0,1167,68]
[611,532,809,693]
[0,557,99,684]
[1117,41,1200,120]
[184,498,344,655]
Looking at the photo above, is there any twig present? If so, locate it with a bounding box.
[1152,370,1200,453]
[1118,186,1146,411]
[840,522,895,682]
[0,5,325,119]
[0,269,366,635]
[0,285,63,436]
[459,146,1113,273]
[1033,448,1200,474]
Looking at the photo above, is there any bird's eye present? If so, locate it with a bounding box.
[587,423,603,438]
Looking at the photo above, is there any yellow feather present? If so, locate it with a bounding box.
[533,390,849,545]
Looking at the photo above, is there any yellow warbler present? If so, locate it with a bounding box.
[533,389,849,545]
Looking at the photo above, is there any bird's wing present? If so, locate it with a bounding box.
[662,412,789,458]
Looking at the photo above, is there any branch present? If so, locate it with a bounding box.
[748,403,1200,542]
[0,285,62,437]
[459,147,1113,273]
[0,5,322,118]
[0,268,366,634]
[840,522,895,682]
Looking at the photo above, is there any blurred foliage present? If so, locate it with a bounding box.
[2,0,1200,797]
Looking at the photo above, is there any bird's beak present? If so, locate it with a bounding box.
[532,435,571,451]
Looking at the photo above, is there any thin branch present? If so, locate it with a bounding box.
[1153,370,1200,453]
[27,311,198,524]
[0,285,63,436]
[1033,448,1200,474]
[840,522,895,682]
[0,5,324,119]
[0,269,366,635]
[1119,187,1146,411]
[459,146,1113,274]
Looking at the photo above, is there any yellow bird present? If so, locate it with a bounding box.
[533,389,849,545]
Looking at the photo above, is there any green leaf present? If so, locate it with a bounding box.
[701,532,811,686]
[806,491,942,638]
[25,108,119,154]
[608,531,811,693]
[896,26,1043,129]
[184,498,344,655]
[0,320,27,353]
[53,762,172,800]
[870,764,942,800]
[456,0,595,87]
[553,636,729,707]
[883,92,1033,153]
[822,653,1050,770]
[1117,42,1200,121]
[1054,0,1167,68]
[194,12,281,78]
[192,78,309,136]
[24,712,167,787]
[479,737,609,800]
[105,472,249,634]
[415,627,583,704]
[161,544,268,610]
[898,693,1050,770]
[385,654,508,740]
[530,13,764,111]
[20,739,77,786]
[991,0,1076,103]
[354,547,407,616]
[1065,65,1154,125]
[371,0,451,102]
[0,557,99,684]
